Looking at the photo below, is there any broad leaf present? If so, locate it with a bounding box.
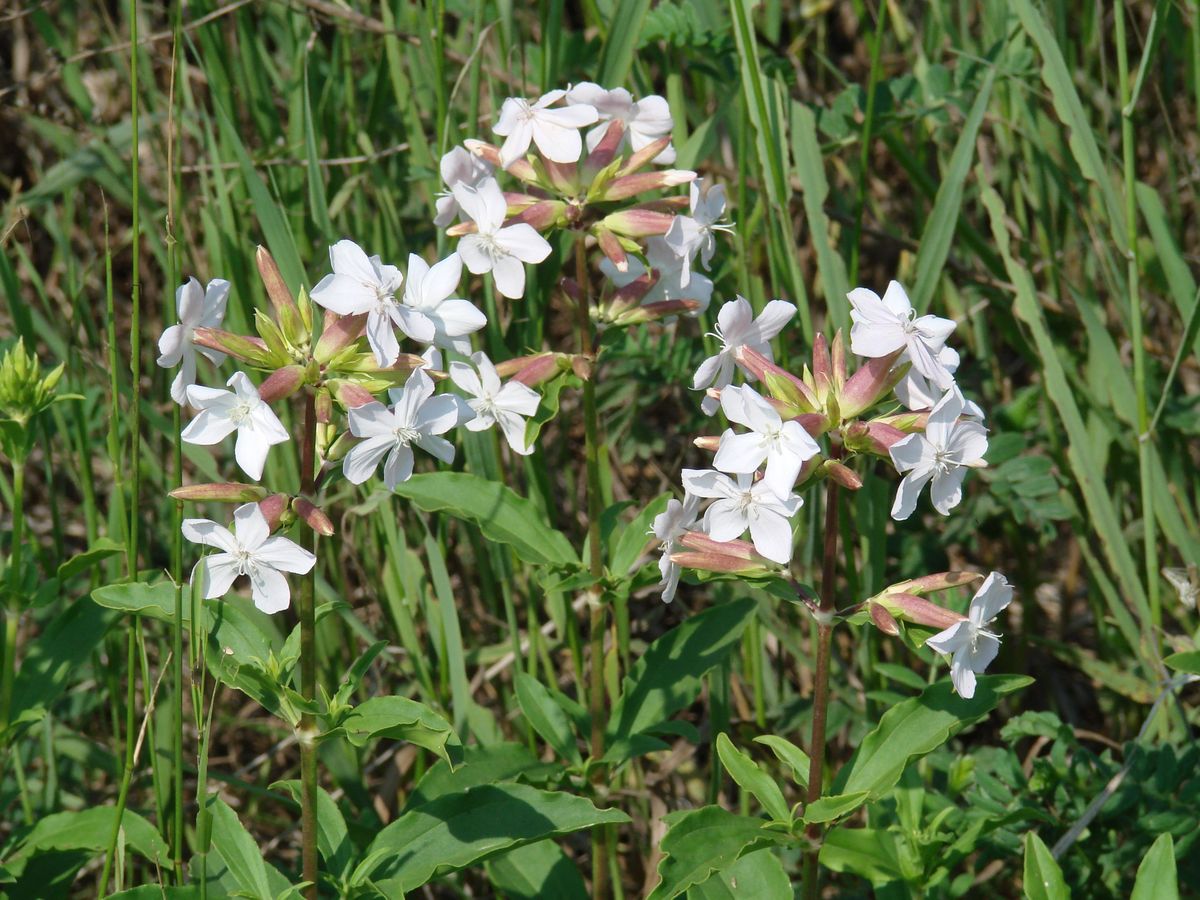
[92,580,185,625]
[715,733,790,823]
[408,742,561,809]
[686,848,790,899]
[207,796,273,899]
[647,806,786,900]
[1023,832,1069,900]
[327,695,461,767]
[5,806,168,875]
[485,839,588,900]
[1131,833,1178,900]
[819,827,902,884]
[515,673,582,765]
[1163,651,1200,676]
[271,782,354,882]
[753,735,810,790]
[802,791,870,825]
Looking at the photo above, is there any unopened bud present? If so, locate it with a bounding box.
[584,119,626,174]
[735,346,818,411]
[886,592,965,631]
[601,207,676,238]
[693,435,721,452]
[869,602,901,635]
[822,460,862,490]
[812,333,832,388]
[292,498,334,536]
[315,388,334,424]
[326,429,357,462]
[572,354,593,381]
[258,493,291,531]
[619,136,676,176]
[600,170,697,202]
[170,482,269,503]
[594,227,628,272]
[540,156,580,195]
[255,246,297,319]
[510,199,566,231]
[844,420,908,456]
[192,328,271,367]
[616,298,700,325]
[509,353,565,388]
[313,313,366,364]
[898,571,985,596]
[673,532,773,574]
[830,330,847,390]
[258,365,306,403]
[841,349,905,418]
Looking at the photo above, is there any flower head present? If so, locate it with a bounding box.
[182,502,316,614]
[600,237,713,315]
[182,372,289,481]
[401,253,486,354]
[693,296,796,415]
[651,494,701,603]
[434,146,495,227]
[449,352,540,456]
[157,277,229,405]
[895,345,985,418]
[454,179,553,299]
[493,90,599,168]
[849,281,956,390]
[924,572,1013,698]
[888,388,988,520]
[713,384,821,497]
[567,82,676,164]
[682,468,801,565]
[664,179,734,286]
[311,240,436,367]
[342,368,464,489]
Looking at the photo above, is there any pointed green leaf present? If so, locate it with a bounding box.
[715,733,790,823]
[1131,833,1178,900]
[1023,832,1069,900]
[647,806,786,900]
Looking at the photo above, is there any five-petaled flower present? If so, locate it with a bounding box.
[714,384,821,497]
[157,276,229,405]
[849,281,956,390]
[182,372,289,481]
[453,179,553,300]
[665,179,734,286]
[888,387,988,520]
[693,296,796,415]
[449,352,541,456]
[183,502,316,614]
[651,494,701,603]
[401,253,487,354]
[924,572,1013,699]
[434,146,495,227]
[311,239,436,367]
[493,90,599,168]
[342,368,464,489]
[681,468,801,565]
[566,82,676,164]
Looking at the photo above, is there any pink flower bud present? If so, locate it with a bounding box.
[869,603,901,635]
[840,349,904,418]
[734,346,818,411]
[886,592,966,631]
[844,420,908,456]
[600,170,697,202]
[510,200,566,231]
[693,435,721,452]
[257,365,306,403]
[445,220,479,238]
[899,571,985,596]
[822,460,862,490]
[601,208,676,238]
[258,493,291,531]
[331,380,376,409]
[595,227,628,272]
[584,119,626,174]
[315,389,334,424]
[326,429,357,462]
[540,156,580,194]
[292,498,334,537]
[192,327,271,367]
[169,482,269,503]
[812,333,832,387]
[619,136,676,175]
[256,245,297,320]
[673,532,773,574]
[618,298,701,324]
[572,354,593,381]
[504,352,563,388]
[830,329,848,389]
[795,413,828,437]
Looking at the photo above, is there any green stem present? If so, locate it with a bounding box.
[847,0,888,286]
[0,460,26,735]
[101,620,139,895]
[801,453,841,900]
[576,238,610,900]
[298,391,320,900]
[1114,1,1159,634]
[127,0,142,582]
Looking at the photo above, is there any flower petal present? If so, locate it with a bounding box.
[891,468,934,521]
[256,535,317,574]
[343,434,394,484]
[248,565,292,614]
[232,502,270,550]
[383,444,415,488]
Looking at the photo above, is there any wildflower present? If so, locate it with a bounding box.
[895,345,985,418]
[600,237,713,314]
[849,281,956,390]
[693,296,796,415]
[651,494,701,603]
[665,179,734,286]
[925,572,1013,699]
[183,502,316,614]
[566,82,676,164]
[157,277,229,405]
[453,179,552,300]
[714,384,821,497]
[449,352,540,455]
[342,368,463,488]
[889,388,988,520]
[311,240,436,367]
[401,253,487,354]
[681,468,801,565]
[182,372,289,481]
[434,146,495,227]
[493,90,599,168]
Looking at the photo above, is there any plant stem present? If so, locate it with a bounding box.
[802,454,841,900]
[298,390,320,900]
[575,237,610,900]
[0,460,26,735]
[101,620,139,895]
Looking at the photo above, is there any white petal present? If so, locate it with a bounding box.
[705,499,748,542]
[926,389,964,448]
[234,429,272,481]
[391,304,437,344]
[449,361,484,398]
[749,300,797,341]
[539,103,600,129]
[423,254,463,304]
[889,434,933,474]
[761,452,803,498]
[329,240,380,284]
[181,519,239,554]
[456,235,494,275]
[891,469,934,521]
[256,536,317,574]
[248,565,292,614]
[925,620,971,656]
[850,320,907,357]
[950,655,977,699]
[169,352,197,406]
[691,353,722,392]
[496,381,540,417]
[490,254,527,300]
[201,279,231,327]
[343,434,395,484]
[383,444,415,488]
[181,409,237,446]
[348,402,397,438]
[496,224,552,264]
[416,433,456,464]
[971,572,1014,625]
[681,467,737,500]
[947,421,988,465]
[930,466,967,514]
[199,555,240,600]
[496,409,534,455]
[881,280,914,318]
[185,383,233,410]
[914,313,956,347]
[176,277,205,324]
[747,507,793,564]
[530,119,585,163]
[415,395,461,436]
[432,299,487,339]
[713,430,767,475]
[498,122,534,169]
[249,405,291,445]
[157,324,187,367]
[366,309,401,367]
[232,502,270,550]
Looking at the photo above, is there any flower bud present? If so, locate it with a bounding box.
[601,207,676,238]
[255,245,298,321]
[584,119,626,175]
[539,156,580,195]
[572,354,593,381]
[812,333,832,390]
[614,298,701,325]
[445,220,479,238]
[595,226,628,272]
[898,571,985,596]
[258,493,291,531]
[599,170,697,202]
[465,139,538,183]
[258,365,306,403]
[292,497,334,537]
[693,435,721,452]
[869,603,901,635]
[843,420,908,456]
[673,532,774,575]
[313,313,367,364]
[192,328,272,367]
[506,352,564,388]
[734,346,818,412]
[169,482,269,503]
[510,200,567,231]
[830,329,848,390]
[0,339,64,428]
[885,592,965,631]
[329,380,376,409]
[821,460,862,490]
[618,136,676,176]
[326,429,357,462]
[315,388,334,424]
[840,349,905,418]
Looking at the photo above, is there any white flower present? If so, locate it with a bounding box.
[493,90,599,168]
[182,372,289,481]
[182,502,316,615]
[566,82,676,164]
[599,237,714,315]
[664,179,734,286]
[449,352,540,456]
[714,384,821,497]
[693,296,796,415]
[895,345,985,419]
[848,281,956,390]
[681,469,801,565]
[157,276,229,405]
[454,178,552,300]
[434,146,494,227]
[925,572,1013,699]
[402,253,487,354]
[311,240,435,368]
[342,368,462,489]
[889,388,988,520]
[651,494,701,603]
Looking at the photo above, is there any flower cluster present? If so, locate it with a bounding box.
[655,282,1008,697]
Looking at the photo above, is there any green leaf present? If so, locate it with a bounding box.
[715,733,790,823]
[609,493,670,576]
[271,782,353,882]
[819,826,902,884]
[833,674,1033,799]
[486,839,588,900]
[597,0,652,87]
[606,599,757,762]
[360,783,629,894]
[92,580,186,625]
[57,537,124,582]
[408,742,560,809]
[393,472,577,568]
[647,806,786,900]
[206,796,276,899]
[1023,832,1069,900]
[1163,652,1200,676]
[5,806,169,873]
[753,735,810,791]
[1131,833,1178,900]
[328,695,461,768]
[686,849,790,900]
[515,673,581,765]
[802,790,870,825]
